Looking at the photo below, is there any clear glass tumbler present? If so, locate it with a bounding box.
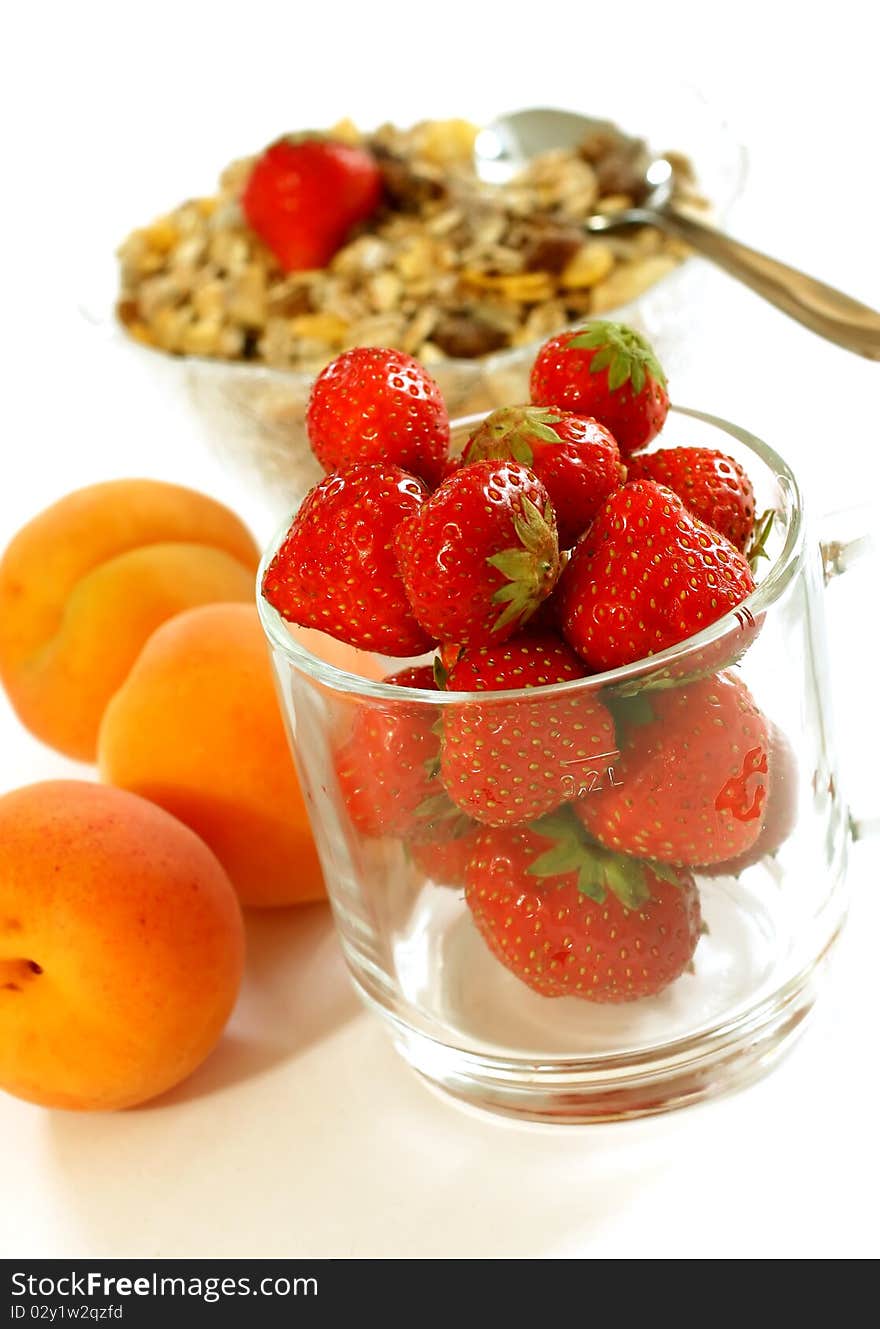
[257,406,870,1122]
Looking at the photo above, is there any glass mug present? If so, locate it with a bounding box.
[257,406,871,1122]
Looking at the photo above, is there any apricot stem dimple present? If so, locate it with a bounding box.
[0,958,43,989]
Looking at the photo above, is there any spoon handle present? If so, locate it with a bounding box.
[645,207,880,361]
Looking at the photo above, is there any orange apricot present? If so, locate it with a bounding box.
[0,479,259,760]
[0,781,244,1111]
[99,602,325,908]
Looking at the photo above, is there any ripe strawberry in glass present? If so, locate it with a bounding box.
[530,320,669,457]
[462,405,624,548]
[307,347,449,488]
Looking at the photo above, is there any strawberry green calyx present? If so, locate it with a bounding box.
[747,508,775,574]
[467,406,564,467]
[605,690,656,742]
[527,807,681,909]
[487,498,560,634]
[568,321,667,394]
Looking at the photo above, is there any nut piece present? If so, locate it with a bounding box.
[560,242,615,289]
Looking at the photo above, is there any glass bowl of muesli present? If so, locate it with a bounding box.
[105,88,745,515]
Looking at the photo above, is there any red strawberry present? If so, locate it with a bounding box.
[261,464,433,656]
[462,405,624,548]
[306,347,450,487]
[445,631,589,692]
[242,137,382,273]
[465,811,701,1002]
[577,673,772,866]
[530,321,669,456]
[557,480,755,672]
[395,460,561,647]
[627,447,756,552]
[438,454,464,483]
[437,642,465,675]
[336,666,461,842]
[440,633,616,826]
[702,724,797,875]
[520,587,565,636]
[409,820,484,887]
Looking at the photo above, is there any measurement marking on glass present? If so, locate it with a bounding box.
[559,749,624,795]
[560,749,620,767]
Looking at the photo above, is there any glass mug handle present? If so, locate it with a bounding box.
[820,504,878,842]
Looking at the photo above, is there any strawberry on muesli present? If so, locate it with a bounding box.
[242,136,383,273]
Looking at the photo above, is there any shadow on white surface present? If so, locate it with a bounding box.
[43,1026,666,1258]
[151,903,361,1107]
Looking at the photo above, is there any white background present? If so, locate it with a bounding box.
[1,0,878,1258]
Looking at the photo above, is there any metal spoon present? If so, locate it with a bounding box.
[475,107,880,361]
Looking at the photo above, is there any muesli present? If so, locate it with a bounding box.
[117,118,705,374]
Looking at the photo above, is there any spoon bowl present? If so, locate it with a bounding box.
[477,106,880,359]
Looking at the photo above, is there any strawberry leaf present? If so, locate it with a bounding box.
[603,856,652,910]
[487,549,535,582]
[467,407,564,467]
[612,666,710,698]
[607,352,631,391]
[530,809,583,842]
[618,693,655,726]
[747,508,775,574]
[567,320,667,393]
[491,596,529,635]
[645,860,685,888]
[526,807,672,909]
[568,325,611,351]
[415,792,460,824]
[586,346,615,374]
[604,690,655,746]
[529,842,584,877]
[575,870,606,903]
[513,498,555,556]
[527,419,565,445]
[433,656,449,690]
[508,437,535,465]
[487,498,560,634]
[528,809,608,902]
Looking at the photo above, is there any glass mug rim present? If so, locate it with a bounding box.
[256,404,806,703]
